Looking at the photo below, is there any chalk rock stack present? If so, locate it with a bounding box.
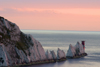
[67,44,76,57]
[75,42,85,54]
[57,48,66,61]
[50,50,56,60]
[0,16,47,66]
[45,50,53,60]
[67,42,87,58]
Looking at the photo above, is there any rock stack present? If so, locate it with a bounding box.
[45,50,54,62]
[67,42,87,59]
[57,48,66,61]
[50,50,56,61]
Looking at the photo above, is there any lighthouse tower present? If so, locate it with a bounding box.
[81,41,85,50]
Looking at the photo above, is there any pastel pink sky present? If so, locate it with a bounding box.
[0,0,100,31]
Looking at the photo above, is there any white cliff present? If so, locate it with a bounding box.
[45,50,53,60]
[67,44,76,57]
[75,42,85,55]
[0,43,9,66]
[50,50,56,60]
[67,42,86,58]
[27,34,47,61]
[15,47,29,63]
[57,48,66,59]
[0,16,47,66]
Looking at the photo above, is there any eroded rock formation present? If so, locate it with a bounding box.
[67,42,87,58]
[57,48,66,60]
[0,16,87,66]
[0,16,47,66]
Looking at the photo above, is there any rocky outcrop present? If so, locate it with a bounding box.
[57,48,66,60]
[67,44,76,57]
[75,42,85,55]
[0,44,9,66]
[0,16,47,66]
[45,50,53,60]
[66,42,87,59]
[50,50,56,60]
[0,16,87,66]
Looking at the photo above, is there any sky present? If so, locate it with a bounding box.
[0,0,100,31]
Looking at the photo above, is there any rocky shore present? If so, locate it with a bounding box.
[0,16,87,67]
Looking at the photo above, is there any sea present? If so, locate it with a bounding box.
[21,30,100,67]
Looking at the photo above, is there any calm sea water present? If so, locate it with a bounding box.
[21,30,100,67]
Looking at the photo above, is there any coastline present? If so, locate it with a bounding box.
[10,53,87,67]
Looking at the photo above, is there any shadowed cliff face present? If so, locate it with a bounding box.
[0,17,20,41]
[0,16,46,66]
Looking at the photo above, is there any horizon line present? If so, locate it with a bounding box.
[21,29,100,32]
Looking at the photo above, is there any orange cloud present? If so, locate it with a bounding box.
[10,7,100,16]
[11,7,53,12]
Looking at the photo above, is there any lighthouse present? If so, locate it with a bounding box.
[81,41,85,49]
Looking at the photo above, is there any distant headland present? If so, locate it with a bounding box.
[0,16,87,67]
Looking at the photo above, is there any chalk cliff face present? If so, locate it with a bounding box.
[75,42,85,54]
[45,50,53,60]
[67,42,85,57]
[67,44,76,57]
[0,44,9,66]
[0,17,47,66]
[57,48,66,59]
[50,50,56,60]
